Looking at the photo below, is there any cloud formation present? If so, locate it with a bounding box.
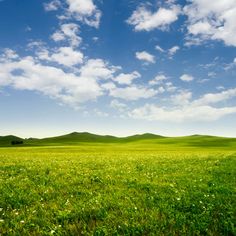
[51,23,82,48]
[128,1,236,48]
[50,47,84,66]
[129,88,236,122]
[129,103,236,122]
[1,0,236,128]
[109,86,157,101]
[66,0,101,28]
[136,51,155,64]
[44,0,61,11]
[149,74,168,85]
[127,4,181,31]
[168,46,180,57]
[0,52,118,108]
[113,71,141,85]
[180,74,194,82]
[184,0,236,46]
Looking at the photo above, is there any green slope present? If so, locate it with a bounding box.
[25,132,164,145]
[36,132,119,145]
[123,133,164,142]
[0,132,236,148]
[0,135,23,146]
[153,135,236,148]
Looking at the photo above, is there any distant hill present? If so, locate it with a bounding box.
[0,132,163,146]
[28,132,164,145]
[123,133,164,142]
[0,132,236,148]
[0,135,24,146]
[37,132,119,144]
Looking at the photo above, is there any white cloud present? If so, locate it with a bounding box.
[109,86,157,101]
[1,49,19,60]
[101,82,116,90]
[66,0,101,28]
[67,0,95,15]
[149,74,168,85]
[127,4,181,31]
[171,91,192,105]
[0,53,121,108]
[165,82,177,92]
[50,47,84,66]
[129,87,236,122]
[36,49,51,61]
[193,88,236,106]
[35,46,84,67]
[155,45,180,57]
[180,74,194,82]
[136,51,155,64]
[0,57,103,107]
[155,45,165,52]
[93,109,108,117]
[188,21,211,35]
[184,0,236,47]
[168,45,180,56]
[110,99,127,112]
[158,86,165,93]
[51,32,65,42]
[44,0,61,11]
[27,41,45,49]
[224,57,236,70]
[216,86,225,91]
[93,37,99,42]
[80,59,118,80]
[207,72,217,78]
[129,103,236,122]
[113,71,141,85]
[51,23,82,48]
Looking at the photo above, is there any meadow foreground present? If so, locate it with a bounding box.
[0,142,235,235]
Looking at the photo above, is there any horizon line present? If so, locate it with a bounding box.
[1,131,236,139]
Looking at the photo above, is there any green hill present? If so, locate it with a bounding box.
[36,132,119,144]
[154,135,236,148]
[0,135,23,146]
[123,133,164,142]
[25,132,164,145]
[0,132,236,148]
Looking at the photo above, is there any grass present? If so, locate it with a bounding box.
[0,140,236,235]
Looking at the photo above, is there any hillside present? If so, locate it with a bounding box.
[0,135,23,146]
[0,132,236,148]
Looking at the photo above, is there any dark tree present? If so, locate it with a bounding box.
[11,140,23,145]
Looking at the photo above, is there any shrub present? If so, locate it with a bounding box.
[11,140,23,145]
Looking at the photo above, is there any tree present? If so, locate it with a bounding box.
[11,140,23,145]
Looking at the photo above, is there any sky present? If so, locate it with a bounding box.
[0,0,236,138]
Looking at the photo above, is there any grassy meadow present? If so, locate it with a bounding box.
[0,134,236,235]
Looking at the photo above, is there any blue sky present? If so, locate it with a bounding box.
[0,0,236,138]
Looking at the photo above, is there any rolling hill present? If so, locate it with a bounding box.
[0,135,23,146]
[0,132,236,148]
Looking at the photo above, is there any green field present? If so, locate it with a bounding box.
[0,133,236,235]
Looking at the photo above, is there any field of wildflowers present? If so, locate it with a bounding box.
[0,144,235,235]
